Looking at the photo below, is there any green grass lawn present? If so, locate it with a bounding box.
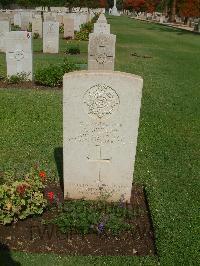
[0,16,199,265]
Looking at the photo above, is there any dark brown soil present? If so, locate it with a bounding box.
[0,81,61,90]
[0,184,156,256]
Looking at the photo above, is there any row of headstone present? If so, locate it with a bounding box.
[134,11,200,30]
[0,8,94,81]
[1,10,94,32]
[63,13,143,203]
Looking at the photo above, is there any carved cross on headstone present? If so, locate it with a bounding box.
[87,145,111,182]
[87,145,111,163]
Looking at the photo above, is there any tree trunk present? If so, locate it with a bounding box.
[163,1,168,17]
[170,0,177,22]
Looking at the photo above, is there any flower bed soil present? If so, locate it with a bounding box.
[0,81,61,90]
[0,183,156,256]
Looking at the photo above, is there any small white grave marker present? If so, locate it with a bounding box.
[5,31,33,80]
[88,33,116,70]
[43,21,59,53]
[0,20,10,52]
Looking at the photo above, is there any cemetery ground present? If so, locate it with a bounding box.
[0,16,199,265]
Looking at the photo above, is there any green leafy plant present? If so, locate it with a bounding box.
[65,43,80,55]
[45,198,134,236]
[28,23,32,32]
[33,32,40,39]
[0,168,48,225]
[59,25,64,34]
[5,72,30,84]
[34,58,79,87]
[75,14,99,41]
[0,71,5,81]
[11,24,21,31]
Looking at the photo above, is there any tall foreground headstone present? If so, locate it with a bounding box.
[5,31,33,80]
[0,20,10,52]
[43,21,59,53]
[63,71,143,202]
[88,33,116,70]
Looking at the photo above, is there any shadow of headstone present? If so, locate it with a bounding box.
[54,147,63,192]
[0,243,21,266]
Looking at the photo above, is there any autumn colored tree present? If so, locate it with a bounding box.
[178,0,200,17]
[123,0,146,11]
[145,0,161,12]
[99,0,107,7]
[123,0,162,12]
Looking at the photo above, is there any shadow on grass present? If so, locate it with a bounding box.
[0,243,21,266]
[54,147,63,192]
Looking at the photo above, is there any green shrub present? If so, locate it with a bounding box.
[0,71,5,80]
[11,24,21,31]
[75,30,90,41]
[59,25,64,33]
[34,58,79,87]
[28,22,32,32]
[5,72,30,84]
[33,32,40,39]
[65,43,80,55]
[91,13,100,24]
[45,199,134,235]
[75,14,99,41]
[0,168,48,225]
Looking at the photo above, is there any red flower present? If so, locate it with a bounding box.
[47,192,54,203]
[16,184,27,195]
[39,171,47,182]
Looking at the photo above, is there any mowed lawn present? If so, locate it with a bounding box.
[0,16,199,265]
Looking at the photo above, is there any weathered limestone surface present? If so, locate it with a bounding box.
[32,17,42,38]
[88,33,116,71]
[63,71,143,202]
[0,20,10,52]
[63,16,74,39]
[5,31,33,80]
[43,21,59,53]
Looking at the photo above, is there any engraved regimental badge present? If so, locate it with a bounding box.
[83,84,120,119]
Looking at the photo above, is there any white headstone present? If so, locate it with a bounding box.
[0,20,10,52]
[63,16,74,39]
[160,16,165,24]
[93,14,110,34]
[14,13,21,27]
[93,23,110,34]
[88,33,116,71]
[63,71,143,202]
[32,17,42,37]
[21,13,30,31]
[44,12,56,22]
[5,31,33,80]
[97,14,107,23]
[43,21,59,53]
[56,14,63,25]
[71,13,82,32]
